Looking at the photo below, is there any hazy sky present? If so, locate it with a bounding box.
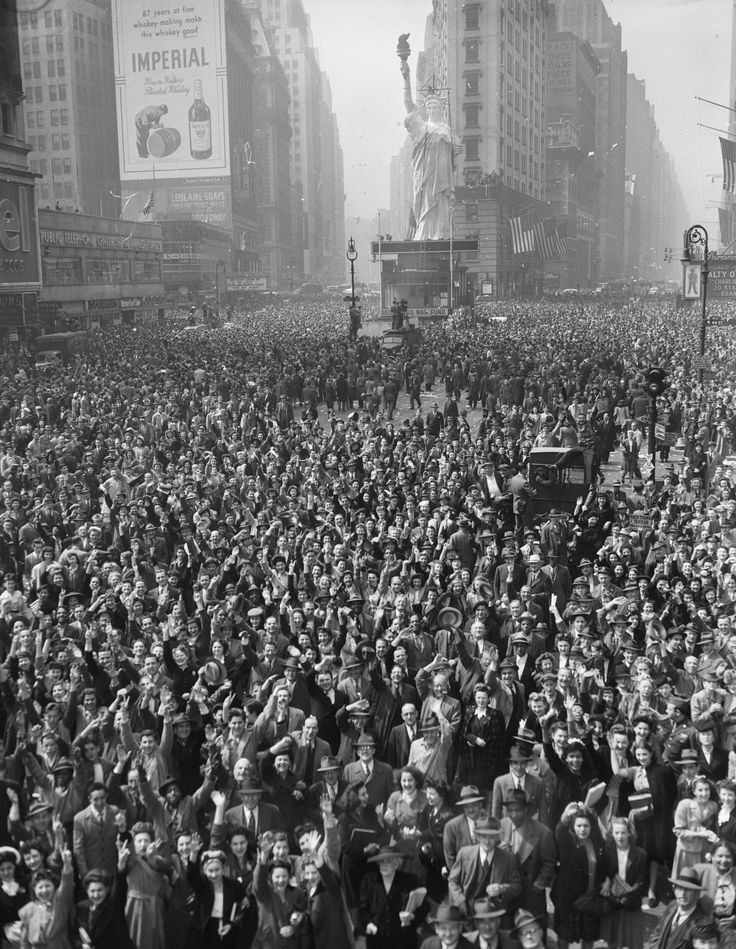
[306,0,732,229]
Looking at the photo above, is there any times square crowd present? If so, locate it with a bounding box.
[0,296,733,949]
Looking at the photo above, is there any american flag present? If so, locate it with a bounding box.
[534,217,567,260]
[719,207,733,248]
[509,210,535,254]
[720,137,736,194]
[142,190,154,216]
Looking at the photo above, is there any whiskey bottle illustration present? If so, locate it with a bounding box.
[189,79,212,159]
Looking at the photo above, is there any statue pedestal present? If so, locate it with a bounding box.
[370,238,479,322]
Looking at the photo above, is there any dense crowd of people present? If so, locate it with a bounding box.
[0,295,732,949]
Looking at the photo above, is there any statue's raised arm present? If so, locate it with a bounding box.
[397,34,414,114]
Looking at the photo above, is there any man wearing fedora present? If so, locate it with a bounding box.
[448,816,521,922]
[491,745,547,824]
[643,866,709,949]
[420,903,475,949]
[224,775,284,844]
[465,899,519,948]
[305,754,348,823]
[443,785,487,870]
[342,734,394,810]
[498,788,555,921]
[291,715,331,786]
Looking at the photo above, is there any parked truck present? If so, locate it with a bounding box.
[35,331,89,369]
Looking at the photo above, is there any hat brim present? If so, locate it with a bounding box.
[667,876,703,891]
[472,907,506,920]
[367,851,406,863]
[455,795,486,807]
[511,912,545,934]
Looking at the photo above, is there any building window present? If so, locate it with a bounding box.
[64,182,74,198]
[52,133,60,149]
[26,111,35,128]
[60,109,68,126]
[54,10,62,26]
[37,134,45,150]
[49,86,57,102]
[52,158,62,176]
[43,257,82,285]
[36,111,44,127]
[464,4,480,29]
[465,72,480,96]
[51,109,59,126]
[33,61,41,79]
[63,157,72,174]
[31,37,39,54]
[465,38,479,62]
[57,60,65,76]
[23,62,31,80]
[61,133,69,148]
[465,103,479,128]
[465,136,480,162]
[465,201,479,222]
[48,61,55,78]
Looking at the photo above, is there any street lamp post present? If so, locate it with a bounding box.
[682,225,709,387]
[347,236,357,306]
[346,237,359,339]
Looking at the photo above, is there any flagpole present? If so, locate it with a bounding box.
[696,96,736,114]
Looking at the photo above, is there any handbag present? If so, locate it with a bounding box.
[572,892,618,916]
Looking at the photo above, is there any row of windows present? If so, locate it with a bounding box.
[19,10,63,29]
[42,256,160,285]
[22,58,66,79]
[24,85,67,104]
[30,156,72,176]
[25,109,70,128]
[38,182,75,203]
[71,12,99,36]
[27,134,71,151]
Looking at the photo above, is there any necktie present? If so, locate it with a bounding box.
[305,742,315,782]
[246,810,255,835]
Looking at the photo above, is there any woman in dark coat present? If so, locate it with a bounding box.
[186,846,249,949]
[550,806,607,949]
[620,742,677,907]
[300,847,354,948]
[75,868,136,949]
[358,847,427,949]
[417,778,453,903]
[457,682,507,792]
[543,732,603,830]
[599,817,648,949]
[338,782,390,919]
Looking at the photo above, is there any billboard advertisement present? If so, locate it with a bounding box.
[0,178,41,291]
[112,0,230,181]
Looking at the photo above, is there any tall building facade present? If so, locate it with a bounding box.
[1,0,42,332]
[258,0,345,282]
[388,0,550,299]
[544,31,599,289]
[246,5,293,289]
[18,0,119,217]
[624,74,687,283]
[551,0,627,283]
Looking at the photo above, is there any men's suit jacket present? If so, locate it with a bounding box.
[499,816,556,917]
[442,813,475,871]
[643,902,709,949]
[342,759,394,809]
[491,773,548,824]
[291,735,332,785]
[385,722,419,769]
[224,800,284,845]
[447,844,522,916]
[72,804,121,878]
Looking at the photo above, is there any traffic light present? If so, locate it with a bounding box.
[645,366,668,397]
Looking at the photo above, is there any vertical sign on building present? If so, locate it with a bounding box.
[112,0,230,181]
